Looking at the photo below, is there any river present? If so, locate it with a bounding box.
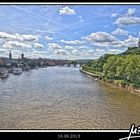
[0,66,140,129]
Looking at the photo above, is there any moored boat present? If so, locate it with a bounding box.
[22,66,31,71]
[0,69,9,78]
[8,68,14,73]
[35,66,38,70]
[13,67,22,75]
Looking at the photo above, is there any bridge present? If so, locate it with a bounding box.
[53,60,89,67]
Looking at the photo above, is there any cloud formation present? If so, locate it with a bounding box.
[48,43,62,50]
[115,16,140,26]
[83,32,117,43]
[61,39,86,45]
[34,43,44,48]
[45,35,53,41]
[71,49,80,55]
[107,48,122,54]
[59,6,76,15]
[0,31,38,42]
[127,8,136,16]
[2,41,32,49]
[112,28,128,36]
[82,31,128,48]
[114,8,140,26]
[64,45,74,50]
[54,49,69,55]
[111,13,118,18]
[123,35,139,47]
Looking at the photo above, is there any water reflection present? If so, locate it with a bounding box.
[0,67,140,129]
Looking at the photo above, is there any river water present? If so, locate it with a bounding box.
[0,67,140,129]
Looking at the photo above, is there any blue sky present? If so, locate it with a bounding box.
[0,5,140,60]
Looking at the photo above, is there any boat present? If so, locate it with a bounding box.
[13,67,22,75]
[35,66,38,70]
[22,66,31,71]
[0,69,9,78]
[8,68,14,73]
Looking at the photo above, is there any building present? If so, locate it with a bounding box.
[0,59,3,65]
[9,51,12,60]
[21,52,24,60]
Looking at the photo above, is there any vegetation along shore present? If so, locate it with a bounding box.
[80,41,140,95]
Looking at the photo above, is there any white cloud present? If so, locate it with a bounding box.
[64,46,74,50]
[115,16,140,26]
[112,28,128,36]
[32,50,46,55]
[48,43,62,50]
[34,43,44,48]
[71,49,80,55]
[83,32,127,48]
[82,31,140,48]
[54,49,69,55]
[78,46,88,49]
[0,48,8,55]
[87,50,94,53]
[80,49,95,56]
[0,32,16,40]
[2,41,32,49]
[107,49,122,54]
[24,50,48,59]
[0,31,38,42]
[96,48,105,52]
[127,8,136,16]
[45,35,53,41]
[61,39,86,45]
[123,35,139,47]
[20,34,38,42]
[95,49,106,55]
[111,13,118,18]
[59,6,76,15]
[83,32,117,43]
[114,9,140,26]
[110,40,125,48]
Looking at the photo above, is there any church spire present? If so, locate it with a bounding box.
[21,51,24,60]
[9,50,12,60]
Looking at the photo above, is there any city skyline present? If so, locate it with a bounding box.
[0,5,140,60]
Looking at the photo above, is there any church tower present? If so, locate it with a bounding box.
[21,52,24,60]
[9,51,12,60]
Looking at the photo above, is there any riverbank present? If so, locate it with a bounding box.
[79,66,103,79]
[79,66,140,95]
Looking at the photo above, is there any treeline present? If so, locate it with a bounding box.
[83,53,140,88]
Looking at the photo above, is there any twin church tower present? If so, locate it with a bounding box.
[9,51,24,60]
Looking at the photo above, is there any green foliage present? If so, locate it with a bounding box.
[83,51,140,88]
[103,55,140,87]
[86,54,114,72]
